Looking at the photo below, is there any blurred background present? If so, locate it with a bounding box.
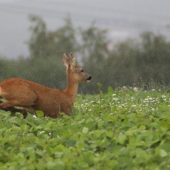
[0,0,170,93]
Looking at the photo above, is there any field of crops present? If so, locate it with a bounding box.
[1,84,170,170]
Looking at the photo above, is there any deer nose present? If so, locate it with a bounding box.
[87,76,92,80]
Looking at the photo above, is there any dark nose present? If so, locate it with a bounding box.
[87,76,92,80]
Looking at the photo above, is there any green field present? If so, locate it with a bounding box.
[1,85,170,170]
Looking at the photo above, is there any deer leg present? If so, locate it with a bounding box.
[0,101,16,116]
[23,106,37,117]
[0,101,28,119]
[9,107,27,119]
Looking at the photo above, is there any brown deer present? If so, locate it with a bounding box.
[0,52,92,118]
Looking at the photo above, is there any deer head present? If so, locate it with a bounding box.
[62,52,92,83]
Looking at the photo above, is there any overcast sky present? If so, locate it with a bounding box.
[0,0,170,59]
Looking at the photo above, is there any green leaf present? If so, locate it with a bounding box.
[159,104,170,112]
[106,131,113,138]
[82,127,89,134]
[60,130,71,137]
[36,110,44,117]
[107,86,114,94]
[35,125,43,131]
[66,140,76,147]
[12,125,22,132]
[138,125,146,131]
[46,161,64,170]
[160,149,167,157]
[118,134,127,145]
[159,143,170,152]
[75,115,83,120]
[54,145,66,152]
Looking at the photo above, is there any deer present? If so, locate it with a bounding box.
[0,52,92,118]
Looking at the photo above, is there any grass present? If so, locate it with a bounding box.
[1,84,170,169]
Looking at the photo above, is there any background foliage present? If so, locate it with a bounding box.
[1,15,170,93]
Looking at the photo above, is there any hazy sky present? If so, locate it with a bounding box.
[0,0,170,59]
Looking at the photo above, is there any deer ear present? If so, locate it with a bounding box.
[62,53,69,68]
[69,52,76,66]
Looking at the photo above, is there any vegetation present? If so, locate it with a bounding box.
[1,15,170,94]
[1,85,170,169]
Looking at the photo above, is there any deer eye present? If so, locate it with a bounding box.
[81,70,84,72]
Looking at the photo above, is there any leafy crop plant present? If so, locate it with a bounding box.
[1,85,170,169]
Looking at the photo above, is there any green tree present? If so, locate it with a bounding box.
[105,38,139,88]
[136,32,170,85]
[21,15,77,89]
[0,57,19,81]
[78,23,111,93]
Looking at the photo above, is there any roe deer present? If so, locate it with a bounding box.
[0,52,92,118]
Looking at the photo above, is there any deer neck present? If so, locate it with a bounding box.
[63,74,78,103]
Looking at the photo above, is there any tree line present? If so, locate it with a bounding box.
[1,15,170,94]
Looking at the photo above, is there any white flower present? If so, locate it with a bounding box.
[112,94,116,96]
[33,115,37,119]
[133,87,138,92]
[162,95,166,98]
[40,131,45,134]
